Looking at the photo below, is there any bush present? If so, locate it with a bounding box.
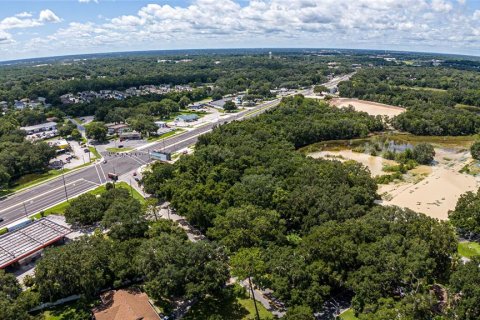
[470,141,480,160]
[413,143,435,164]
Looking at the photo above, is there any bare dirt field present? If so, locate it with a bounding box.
[330,98,405,118]
[309,150,397,177]
[309,146,480,221]
[379,148,479,220]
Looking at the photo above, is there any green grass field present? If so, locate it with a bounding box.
[184,284,273,320]
[88,146,101,159]
[0,170,66,197]
[106,147,133,153]
[458,241,480,258]
[42,300,97,320]
[339,309,359,320]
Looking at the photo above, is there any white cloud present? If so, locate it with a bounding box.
[0,9,61,31]
[79,0,99,3]
[15,12,33,18]
[39,9,62,23]
[431,0,453,12]
[0,16,42,30]
[3,0,480,60]
[0,30,13,44]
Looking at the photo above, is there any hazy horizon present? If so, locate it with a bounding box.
[1,0,480,61]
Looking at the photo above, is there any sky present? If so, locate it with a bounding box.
[1,0,480,61]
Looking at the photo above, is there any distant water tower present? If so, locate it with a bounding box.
[269,51,272,59]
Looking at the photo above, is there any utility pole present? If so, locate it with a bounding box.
[22,202,28,217]
[248,276,261,320]
[61,165,69,201]
[129,179,134,198]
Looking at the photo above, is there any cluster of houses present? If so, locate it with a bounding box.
[60,84,194,105]
[0,97,50,111]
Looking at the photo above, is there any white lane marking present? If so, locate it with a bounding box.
[82,178,100,186]
[98,162,107,182]
[94,163,103,184]
[0,179,86,214]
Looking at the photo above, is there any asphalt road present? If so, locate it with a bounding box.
[0,75,349,227]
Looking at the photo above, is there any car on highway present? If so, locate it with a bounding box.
[103,159,108,164]
[0,218,4,223]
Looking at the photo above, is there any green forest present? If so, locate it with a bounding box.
[0,54,356,105]
[141,96,477,319]
[339,66,480,135]
[2,96,480,319]
[3,51,480,319]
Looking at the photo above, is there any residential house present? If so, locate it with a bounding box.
[14,100,26,110]
[92,289,160,320]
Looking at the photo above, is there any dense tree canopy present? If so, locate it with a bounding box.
[85,121,107,142]
[339,66,480,136]
[449,188,480,236]
[141,96,459,317]
[0,117,56,188]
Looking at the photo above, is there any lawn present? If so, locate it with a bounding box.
[184,284,273,320]
[42,300,97,320]
[88,146,101,159]
[0,170,66,197]
[34,181,145,218]
[339,309,359,320]
[147,129,184,142]
[458,241,480,258]
[106,147,133,153]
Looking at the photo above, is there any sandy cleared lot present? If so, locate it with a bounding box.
[310,147,480,220]
[331,98,405,118]
[309,150,397,177]
[379,148,479,220]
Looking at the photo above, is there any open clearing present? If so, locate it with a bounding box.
[458,241,480,258]
[379,148,479,220]
[309,150,397,177]
[330,98,405,118]
[308,135,480,221]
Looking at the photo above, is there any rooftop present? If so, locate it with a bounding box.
[175,114,199,121]
[0,218,71,269]
[20,121,57,131]
[93,289,161,320]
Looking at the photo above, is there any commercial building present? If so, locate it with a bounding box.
[119,131,142,140]
[0,218,71,269]
[20,121,57,135]
[106,123,130,135]
[154,121,167,128]
[175,114,199,122]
